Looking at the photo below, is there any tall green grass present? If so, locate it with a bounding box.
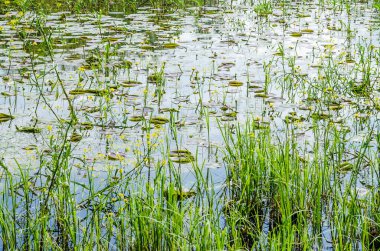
[0,118,378,249]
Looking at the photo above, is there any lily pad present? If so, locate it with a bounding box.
[129,115,144,122]
[162,43,179,49]
[290,32,302,37]
[338,162,354,173]
[228,80,244,87]
[150,117,169,125]
[22,145,38,150]
[69,132,82,142]
[169,150,195,163]
[120,80,143,87]
[69,89,106,96]
[107,152,125,161]
[301,28,314,33]
[16,126,41,133]
[0,113,14,122]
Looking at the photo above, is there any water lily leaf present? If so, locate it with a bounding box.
[0,113,14,122]
[228,80,244,87]
[169,150,194,163]
[69,89,106,96]
[150,117,169,125]
[16,126,41,133]
[120,80,143,87]
[107,152,125,161]
[69,132,82,142]
[162,43,179,49]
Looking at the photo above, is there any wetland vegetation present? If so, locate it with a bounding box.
[0,0,380,249]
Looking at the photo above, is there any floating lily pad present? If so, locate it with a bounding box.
[120,80,143,87]
[69,89,106,96]
[223,111,237,118]
[82,106,100,113]
[311,112,331,120]
[85,55,101,66]
[255,93,269,98]
[150,117,169,125]
[69,132,82,142]
[23,144,37,150]
[160,107,179,113]
[329,104,343,110]
[107,152,125,161]
[129,115,144,122]
[80,122,93,130]
[290,32,302,37]
[228,80,244,87]
[221,116,236,121]
[338,162,354,173]
[1,92,13,96]
[169,150,195,163]
[0,113,14,122]
[285,115,305,123]
[162,43,179,49]
[301,28,314,33]
[16,126,41,133]
[252,121,270,130]
[140,45,155,50]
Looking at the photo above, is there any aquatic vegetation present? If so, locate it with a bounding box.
[0,113,14,122]
[0,0,379,249]
[15,126,42,133]
[254,0,273,16]
[228,80,244,87]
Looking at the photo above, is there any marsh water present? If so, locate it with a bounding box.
[0,0,380,248]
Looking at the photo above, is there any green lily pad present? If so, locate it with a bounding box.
[228,80,244,87]
[301,28,314,33]
[290,32,302,37]
[69,132,82,142]
[22,145,38,150]
[254,93,269,98]
[129,115,144,122]
[169,150,195,163]
[162,43,179,49]
[0,113,14,122]
[80,122,94,130]
[150,117,169,125]
[107,152,125,161]
[69,89,106,96]
[16,126,41,133]
[120,80,143,87]
[338,162,354,173]
[140,45,156,50]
